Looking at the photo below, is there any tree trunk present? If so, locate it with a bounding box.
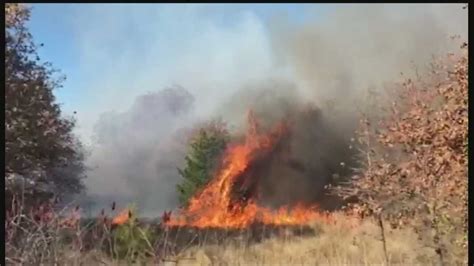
[432,222,445,266]
[377,214,389,265]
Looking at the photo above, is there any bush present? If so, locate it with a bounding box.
[110,206,156,262]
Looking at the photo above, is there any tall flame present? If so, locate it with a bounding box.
[166,110,324,228]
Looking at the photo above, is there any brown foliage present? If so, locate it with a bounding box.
[333,42,468,264]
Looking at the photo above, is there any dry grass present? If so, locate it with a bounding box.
[6,201,436,265]
[6,210,440,265]
[165,213,436,266]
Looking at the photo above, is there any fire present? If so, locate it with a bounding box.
[112,208,131,226]
[166,110,325,228]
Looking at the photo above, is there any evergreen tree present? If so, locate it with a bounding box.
[177,120,229,206]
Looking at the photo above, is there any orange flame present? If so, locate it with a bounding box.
[112,208,131,226]
[166,110,325,228]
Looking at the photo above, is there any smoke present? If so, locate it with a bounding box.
[217,4,467,132]
[214,4,467,210]
[220,85,356,211]
[79,4,467,216]
[81,86,197,216]
[270,4,467,108]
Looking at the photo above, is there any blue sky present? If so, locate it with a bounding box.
[28,4,333,142]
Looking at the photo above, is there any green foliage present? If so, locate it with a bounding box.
[177,120,230,206]
[5,4,86,205]
[111,206,155,262]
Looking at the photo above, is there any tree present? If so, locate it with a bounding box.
[333,42,468,265]
[176,119,230,206]
[5,4,86,206]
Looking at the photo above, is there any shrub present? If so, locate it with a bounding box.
[333,41,468,265]
[110,206,156,262]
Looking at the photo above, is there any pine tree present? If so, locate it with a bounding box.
[177,120,229,206]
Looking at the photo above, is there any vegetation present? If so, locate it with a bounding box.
[4,3,467,265]
[174,214,437,265]
[4,209,443,265]
[176,119,230,206]
[110,206,157,262]
[5,3,86,208]
[333,41,468,265]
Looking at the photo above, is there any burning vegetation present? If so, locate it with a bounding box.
[110,106,344,229]
[165,109,332,228]
[5,3,467,265]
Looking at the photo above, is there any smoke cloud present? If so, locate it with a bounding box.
[79,4,467,216]
[270,4,467,107]
[81,86,197,216]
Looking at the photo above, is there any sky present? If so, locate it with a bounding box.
[28,4,332,144]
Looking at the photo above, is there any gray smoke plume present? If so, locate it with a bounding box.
[80,4,467,216]
[81,86,197,217]
[270,4,467,110]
